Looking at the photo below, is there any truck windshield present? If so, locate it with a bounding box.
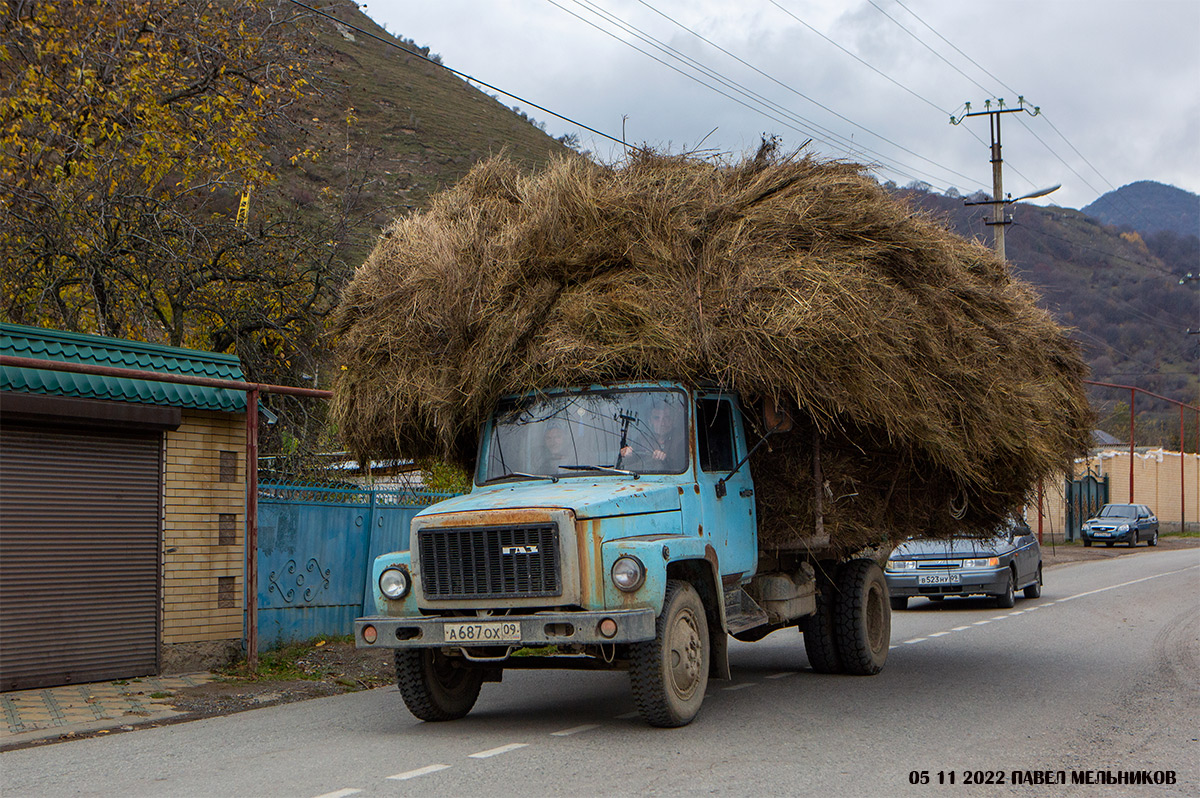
[481,388,689,482]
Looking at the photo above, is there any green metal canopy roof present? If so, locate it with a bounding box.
[1,323,246,412]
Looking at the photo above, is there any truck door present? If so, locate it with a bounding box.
[694,395,757,579]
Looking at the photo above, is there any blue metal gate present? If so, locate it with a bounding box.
[1064,472,1110,542]
[255,483,455,651]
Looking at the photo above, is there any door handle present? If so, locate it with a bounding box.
[740,488,754,498]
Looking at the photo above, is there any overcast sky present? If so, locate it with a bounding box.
[363,0,1199,211]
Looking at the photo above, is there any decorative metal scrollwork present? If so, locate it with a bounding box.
[268,557,332,604]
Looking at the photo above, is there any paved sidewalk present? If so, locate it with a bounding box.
[1,673,214,748]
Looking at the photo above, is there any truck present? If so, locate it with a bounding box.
[354,381,891,727]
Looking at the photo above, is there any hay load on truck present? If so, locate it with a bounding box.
[333,148,1092,727]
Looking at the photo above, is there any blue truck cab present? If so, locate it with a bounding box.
[355,381,891,727]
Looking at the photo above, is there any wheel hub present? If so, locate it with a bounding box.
[667,609,703,698]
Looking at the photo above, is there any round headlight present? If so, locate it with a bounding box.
[379,567,410,599]
[611,556,646,592]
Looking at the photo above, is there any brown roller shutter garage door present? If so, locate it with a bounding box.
[1,424,161,690]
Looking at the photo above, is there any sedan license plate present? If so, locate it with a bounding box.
[443,620,521,643]
[918,573,962,586]
[1092,531,1111,537]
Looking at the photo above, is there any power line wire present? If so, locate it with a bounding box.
[287,0,629,150]
[889,0,1020,97]
[550,0,970,191]
[877,0,1160,225]
[766,0,991,151]
[629,0,988,189]
[585,0,988,190]
[546,0,879,168]
[866,0,991,97]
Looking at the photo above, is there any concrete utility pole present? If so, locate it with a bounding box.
[953,97,1055,260]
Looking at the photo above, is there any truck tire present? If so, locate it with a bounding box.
[629,580,709,728]
[394,649,483,722]
[801,568,844,674]
[832,560,890,675]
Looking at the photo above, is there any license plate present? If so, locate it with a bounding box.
[1092,531,1111,537]
[443,621,521,643]
[918,573,962,585]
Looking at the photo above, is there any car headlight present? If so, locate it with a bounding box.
[379,567,411,599]
[1117,524,1130,532]
[611,556,646,592]
[962,557,1000,569]
[887,559,916,571]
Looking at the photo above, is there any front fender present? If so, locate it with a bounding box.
[602,533,713,615]
[369,551,418,616]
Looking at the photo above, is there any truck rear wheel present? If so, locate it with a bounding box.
[801,567,843,674]
[629,580,709,727]
[394,649,483,721]
[833,559,890,675]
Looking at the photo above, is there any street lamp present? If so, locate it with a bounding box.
[964,184,1061,259]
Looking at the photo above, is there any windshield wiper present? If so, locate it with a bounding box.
[559,463,638,475]
[491,471,559,483]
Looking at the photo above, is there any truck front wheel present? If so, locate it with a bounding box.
[833,559,890,675]
[629,579,710,727]
[394,649,483,722]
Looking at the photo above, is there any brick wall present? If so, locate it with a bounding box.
[1026,448,1200,537]
[162,410,245,652]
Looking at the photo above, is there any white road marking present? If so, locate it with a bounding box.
[722,683,755,691]
[551,724,599,737]
[312,790,363,798]
[469,743,529,759]
[907,565,1198,647]
[1057,566,1196,603]
[765,672,796,679]
[386,765,450,781]
[614,711,640,720]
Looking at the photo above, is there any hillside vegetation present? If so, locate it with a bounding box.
[904,190,1198,449]
[1082,180,1200,238]
[299,2,572,240]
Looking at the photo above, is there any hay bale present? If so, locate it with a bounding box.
[332,149,1092,553]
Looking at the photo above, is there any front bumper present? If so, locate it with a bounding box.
[1082,528,1135,544]
[886,567,1009,598]
[355,608,657,649]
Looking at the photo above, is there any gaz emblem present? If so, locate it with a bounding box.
[501,544,539,555]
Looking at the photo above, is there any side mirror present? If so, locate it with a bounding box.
[763,397,794,433]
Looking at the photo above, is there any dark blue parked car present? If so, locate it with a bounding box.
[885,519,1042,610]
[1080,503,1159,548]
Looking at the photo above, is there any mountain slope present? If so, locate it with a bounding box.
[286,2,573,243]
[1082,180,1199,238]
[904,189,1197,446]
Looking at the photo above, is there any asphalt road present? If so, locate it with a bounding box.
[3,548,1197,798]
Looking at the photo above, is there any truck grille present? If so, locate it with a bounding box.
[418,524,561,600]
